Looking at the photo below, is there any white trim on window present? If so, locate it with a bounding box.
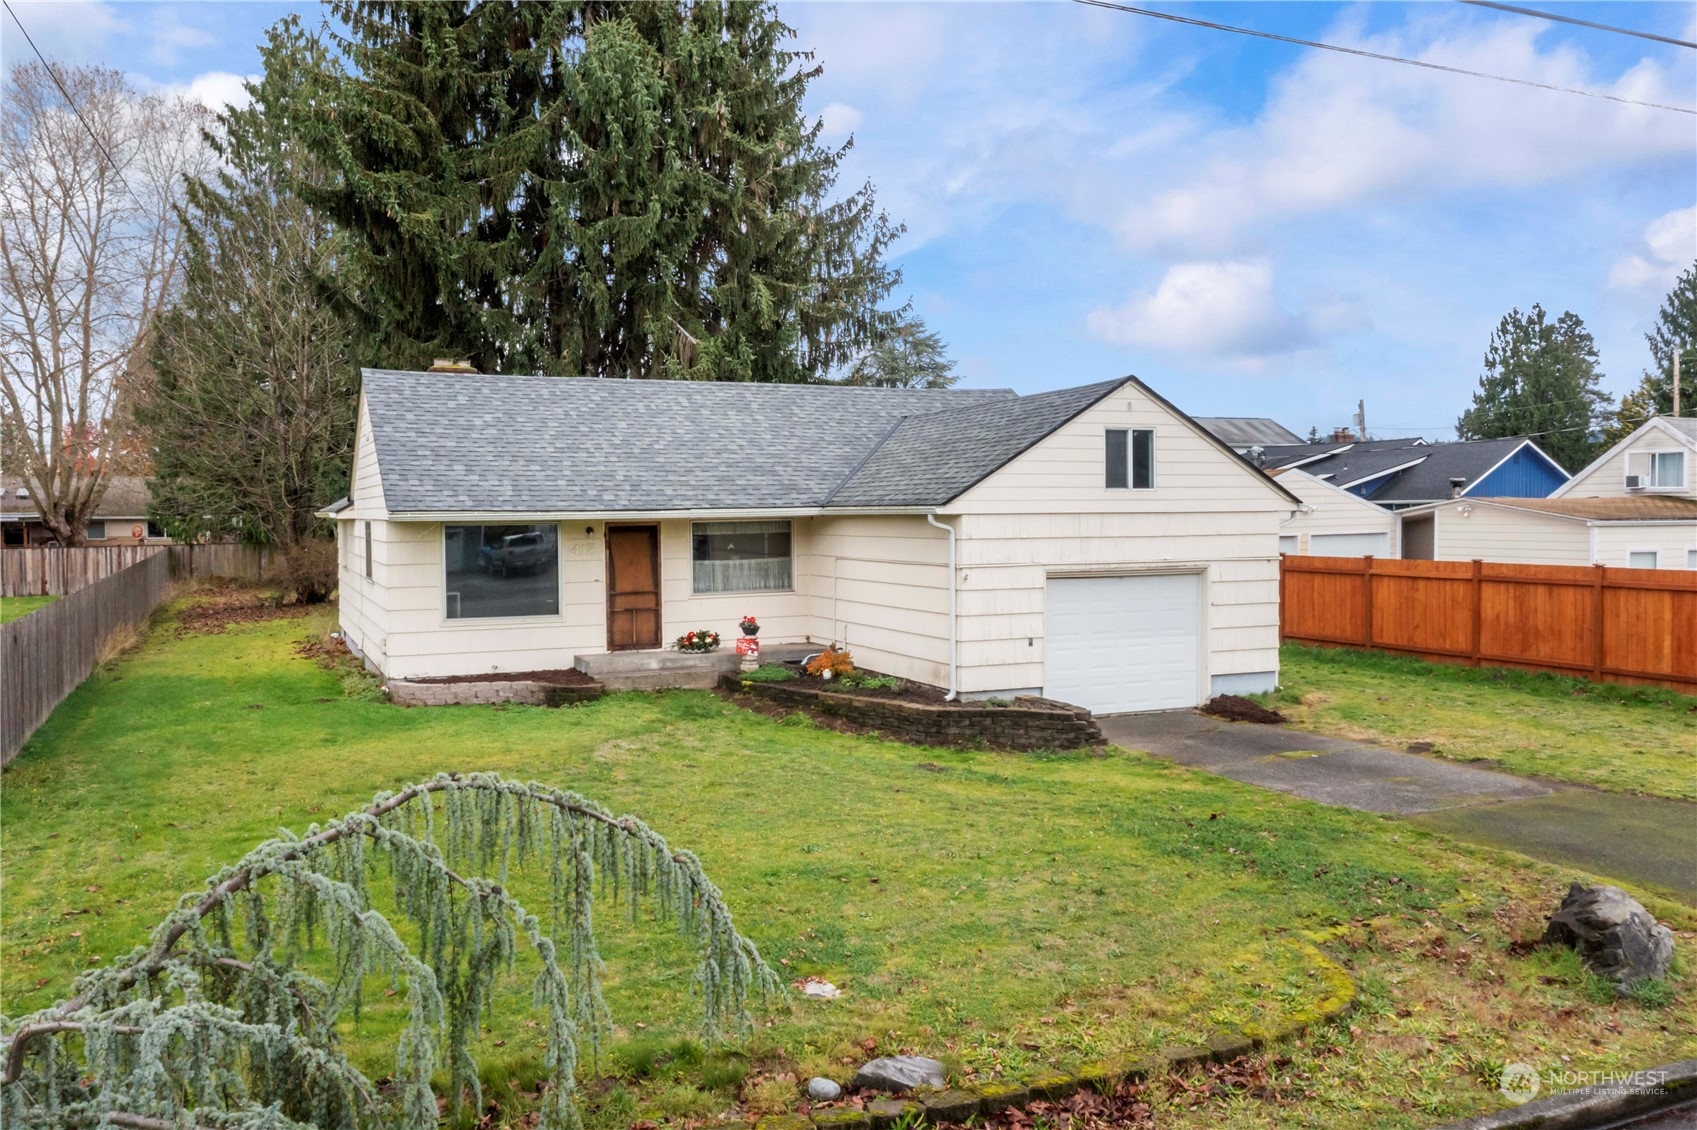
[1625,449,1687,492]
[439,522,565,623]
[1626,549,1659,570]
[690,519,795,594]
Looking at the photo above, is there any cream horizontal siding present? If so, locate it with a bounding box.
[947,386,1291,697]
[1274,470,1399,555]
[1591,523,1697,569]
[804,514,950,686]
[346,397,388,518]
[657,519,812,643]
[1558,426,1695,498]
[376,522,596,678]
[1430,503,1590,565]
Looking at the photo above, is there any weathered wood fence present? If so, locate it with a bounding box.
[2,552,172,764]
[168,543,271,582]
[1,545,165,597]
[1280,555,1697,692]
[1,543,271,596]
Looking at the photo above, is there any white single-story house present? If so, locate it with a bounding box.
[1269,468,1400,557]
[325,369,1303,714]
[1397,417,1697,568]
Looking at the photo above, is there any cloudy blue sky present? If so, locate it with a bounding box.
[5,0,1693,438]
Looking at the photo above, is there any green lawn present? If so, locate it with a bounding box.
[0,594,58,623]
[2,600,1692,1130]
[1265,644,1697,801]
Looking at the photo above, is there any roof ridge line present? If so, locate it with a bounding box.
[820,413,911,507]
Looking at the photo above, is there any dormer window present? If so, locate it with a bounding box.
[1627,450,1686,490]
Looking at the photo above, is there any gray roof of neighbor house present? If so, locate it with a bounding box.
[1662,417,1697,441]
[1252,436,1563,505]
[1194,416,1304,448]
[360,369,1297,513]
[1,475,152,518]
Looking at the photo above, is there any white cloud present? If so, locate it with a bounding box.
[178,71,255,113]
[1087,259,1320,359]
[817,101,862,141]
[1608,205,1696,291]
[1111,14,1696,255]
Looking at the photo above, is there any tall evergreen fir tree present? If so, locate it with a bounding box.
[289,0,907,381]
[1455,304,1609,471]
[1603,262,1697,445]
[143,18,360,548]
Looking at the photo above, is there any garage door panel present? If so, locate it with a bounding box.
[1309,532,1389,557]
[1045,574,1201,714]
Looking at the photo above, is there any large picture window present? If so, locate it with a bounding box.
[444,524,559,619]
[692,520,792,593]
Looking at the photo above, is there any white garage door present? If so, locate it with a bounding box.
[1310,532,1390,557]
[1045,573,1202,714]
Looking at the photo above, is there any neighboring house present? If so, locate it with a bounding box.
[0,476,169,546]
[1256,436,1568,510]
[327,369,1302,714]
[1270,468,1400,557]
[1194,417,1304,452]
[1397,418,1697,568]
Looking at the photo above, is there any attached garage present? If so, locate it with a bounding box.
[1044,573,1203,714]
[1309,531,1390,557]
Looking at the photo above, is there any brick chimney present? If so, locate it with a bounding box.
[427,359,479,374]
[1329,427,1356,443]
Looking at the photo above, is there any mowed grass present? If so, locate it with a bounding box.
[1,594,58,623]
[2,599,1693,1130]
[1266,644,1697,801]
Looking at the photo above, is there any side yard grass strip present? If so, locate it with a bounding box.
[1266,643,1697,800]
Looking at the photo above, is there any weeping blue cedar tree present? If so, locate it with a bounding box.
[289,1,911,381]
[0,774,781,1130]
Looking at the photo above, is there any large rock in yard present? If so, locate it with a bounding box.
[852,1055,946,1093]
[1542,882,1673,988]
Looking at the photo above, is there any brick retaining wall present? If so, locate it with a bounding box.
[388,678,604,708]
[725,677,1103,751]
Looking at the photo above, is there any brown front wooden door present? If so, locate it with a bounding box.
[606,525,661,650]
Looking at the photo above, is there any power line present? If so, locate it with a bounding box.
[1457,1,1697,51]
[1075,0,1697,115]
[2,0,139,200]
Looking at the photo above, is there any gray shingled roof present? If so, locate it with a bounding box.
[1,475,151,518]
[1194,417,1304,448]
[826,379,1127,506]
[1661,417,1697,441]
[362,370,1025,513]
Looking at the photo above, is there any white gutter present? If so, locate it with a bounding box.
[926,511,958,701]
[384,505,941,522]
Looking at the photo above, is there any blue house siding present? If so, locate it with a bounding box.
[1467,444,1568,498]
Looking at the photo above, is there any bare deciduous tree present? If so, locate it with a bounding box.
[0,63,211,544]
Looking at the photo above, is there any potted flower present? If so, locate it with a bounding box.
[739,614,760,638]
[675,628,721,653]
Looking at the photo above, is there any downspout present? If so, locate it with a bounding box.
[926,511,958,700]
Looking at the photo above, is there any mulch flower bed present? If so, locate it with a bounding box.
[1199,694,1287,724]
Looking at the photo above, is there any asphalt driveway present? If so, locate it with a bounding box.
[1100,710,1697,905]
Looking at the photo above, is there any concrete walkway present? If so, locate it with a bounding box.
[1099,711,1697,905]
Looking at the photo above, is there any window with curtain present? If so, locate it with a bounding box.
[692,520,792,593]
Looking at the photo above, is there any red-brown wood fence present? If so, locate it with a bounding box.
[1280,555,1697,692]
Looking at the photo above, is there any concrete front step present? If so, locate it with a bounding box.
[575,642,820,691]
